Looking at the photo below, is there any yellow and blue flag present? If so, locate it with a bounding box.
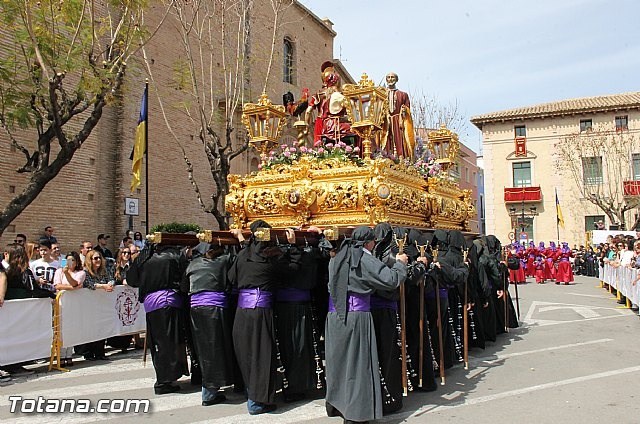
[130,86,148,192]
[555,189,565,228]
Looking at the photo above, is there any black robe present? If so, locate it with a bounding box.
[185,253,235,390]
[229,241,296,405]
[325,251,407,422]
[275,246,324,396]
[127,245,189,385]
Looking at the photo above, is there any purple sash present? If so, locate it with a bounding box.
[426,287,449,299]
[328,292,371,312]
[275,288,311,302]
[560,257,570,262]
[143,289,183,313]
[190,291,228,308]
[370,295,398,311]
[237,288,273,309]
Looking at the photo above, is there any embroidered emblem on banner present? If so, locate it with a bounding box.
[116,287,140,326]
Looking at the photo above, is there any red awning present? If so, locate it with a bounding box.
[504,186,542,203]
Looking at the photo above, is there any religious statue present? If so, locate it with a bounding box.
[381,72,415,160]
[305,61,356,146]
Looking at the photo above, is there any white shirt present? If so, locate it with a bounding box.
[30,258,60,283]
[620,250,634,267]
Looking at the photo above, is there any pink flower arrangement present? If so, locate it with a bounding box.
[261,142,365,170]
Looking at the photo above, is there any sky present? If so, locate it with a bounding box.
[300,0,640,153]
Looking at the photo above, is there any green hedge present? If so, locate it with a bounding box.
[150,222,201,234]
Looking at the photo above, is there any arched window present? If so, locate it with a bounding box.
[283,38,294,84]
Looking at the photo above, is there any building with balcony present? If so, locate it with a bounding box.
[471,92,640,246]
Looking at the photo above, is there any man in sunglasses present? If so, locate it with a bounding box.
[14,234,27,246]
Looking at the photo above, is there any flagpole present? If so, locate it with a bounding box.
[555,188,560,244]
[144,79,149,235]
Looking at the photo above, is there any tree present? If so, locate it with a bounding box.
[0,0,166,235]
[555,126,640,230]
[145,0,294,230]
[410,90,469,136]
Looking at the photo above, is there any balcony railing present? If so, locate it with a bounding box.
[623,180,640,196]
[504,186,542,203]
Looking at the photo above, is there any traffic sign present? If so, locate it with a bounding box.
[520,232,528,239]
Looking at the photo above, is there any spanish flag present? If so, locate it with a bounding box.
[130,86,148,192]
[555,189,565,229]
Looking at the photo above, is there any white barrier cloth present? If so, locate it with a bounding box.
[0,298,53,366]
[60,286,146,347]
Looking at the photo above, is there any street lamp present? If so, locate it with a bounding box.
[242,92,287,165]
[509,205,538,245]
[342,73,389,159]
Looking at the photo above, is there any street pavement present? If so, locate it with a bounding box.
[2,274,640,423]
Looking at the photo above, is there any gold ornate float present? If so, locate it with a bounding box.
[227,74,475,231]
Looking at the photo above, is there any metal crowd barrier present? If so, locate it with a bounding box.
[600,264,640,308]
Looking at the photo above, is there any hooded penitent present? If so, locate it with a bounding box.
[328,226,376,322]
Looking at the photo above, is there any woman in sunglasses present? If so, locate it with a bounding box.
[107,248,135,352]
[114,248,132,285]
[81,250,114,361]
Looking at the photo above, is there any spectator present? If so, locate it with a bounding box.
[25,242,39,264]
[39,226,58,244]
[30,240,60,293]
[81,250,114,361]
[14,234,27,246]
[2,244,9,269]
[0,266,8,381]
[119,236,133,249]
[128,243,141,261]
[631,241,640,269]
[4,244,54,300]
[94,234,113,259]
[83,250,115,292]
[0,259,6,305]
[79,241,93,264]
[114,248,131,285]
[53,251,86,291]
[51,243,62,262]
[595,220,606,230]
[53,251,86,366]
[108,247,134,352]
[133,232,146,250]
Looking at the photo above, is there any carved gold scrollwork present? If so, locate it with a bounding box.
[316,182,359,210]
[246,189,282,215]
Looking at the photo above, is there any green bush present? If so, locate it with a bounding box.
[150,222,201,234]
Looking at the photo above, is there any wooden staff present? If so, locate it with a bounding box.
[502,248,509,333]
[463,247,470,371]
[394,233,409,397]
[433,247,445,385]
[142,328,148,368]
[415,241,428,388]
